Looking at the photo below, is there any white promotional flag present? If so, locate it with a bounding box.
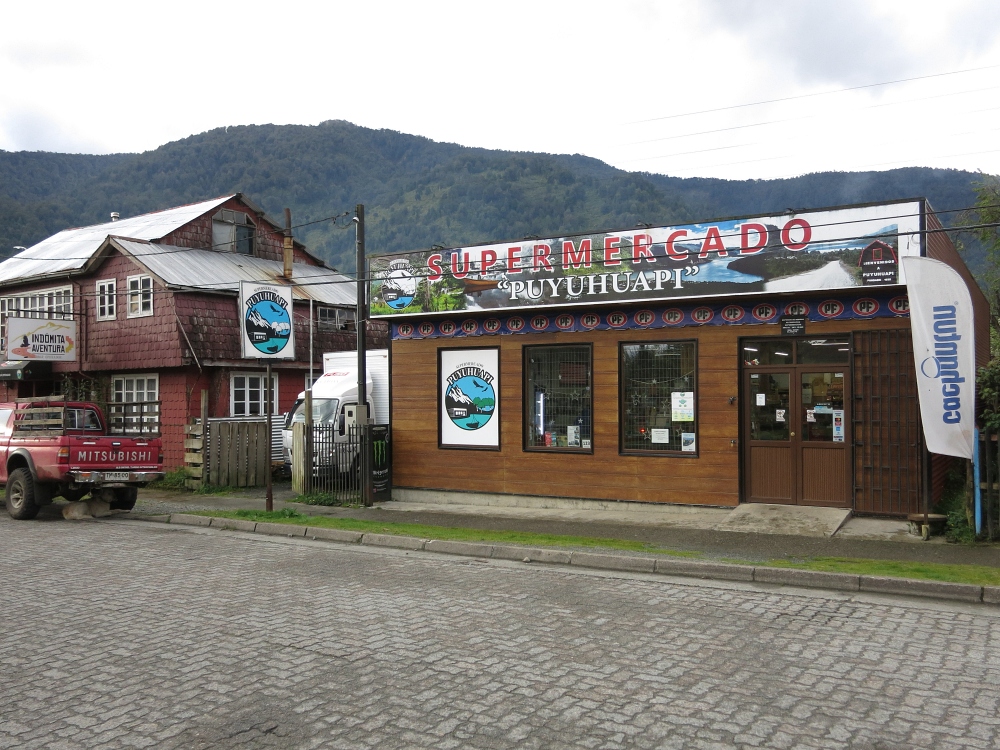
[902,257,975,459]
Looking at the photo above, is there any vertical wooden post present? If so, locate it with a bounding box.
[199,389,209,488]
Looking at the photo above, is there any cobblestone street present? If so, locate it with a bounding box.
[2,516,999,749]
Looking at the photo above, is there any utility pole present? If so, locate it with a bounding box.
[355,204,372,506]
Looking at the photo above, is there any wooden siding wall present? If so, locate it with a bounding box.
[391,315,912,507]
[924,204,990,367]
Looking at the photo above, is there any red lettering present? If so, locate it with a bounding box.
[604,236,621,266]
[451,252,469,278]
[781,218,812,250]
[481,249,497,271]
[563,239,592,269]
[699,226,727,259]
[740,223,768,254]
[666,230,689,260]
[427,253,443,282]
[633,233,654,263]
[507,246,523,272]
[532,243,553,271]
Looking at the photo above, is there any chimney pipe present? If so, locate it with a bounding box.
[110,212,120,222]
[283,208,293,280]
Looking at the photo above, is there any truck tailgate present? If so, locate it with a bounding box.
[68,436,159,471]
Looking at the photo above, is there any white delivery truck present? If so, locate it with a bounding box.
[282,349,389,473]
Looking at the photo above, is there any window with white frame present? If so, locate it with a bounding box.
[96,279,116,321]
[127,275,153,317]
[231,372,279,416]
[0,285,73,351]
[111,374,159,433]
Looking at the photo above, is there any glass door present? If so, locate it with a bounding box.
[742,337,851,507]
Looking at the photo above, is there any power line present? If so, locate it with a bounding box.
[625,64,1000,125]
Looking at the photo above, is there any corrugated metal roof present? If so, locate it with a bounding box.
[0,196,234,285]
[114,239,356,306]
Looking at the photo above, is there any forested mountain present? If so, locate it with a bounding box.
[0,120,989,275]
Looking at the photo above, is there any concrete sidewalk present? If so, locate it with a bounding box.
[126,483,1000,569]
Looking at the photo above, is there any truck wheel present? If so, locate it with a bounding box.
[110,487,138,511]
[6,468,40,520]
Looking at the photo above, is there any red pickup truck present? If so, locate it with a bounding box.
[2,399,164,520]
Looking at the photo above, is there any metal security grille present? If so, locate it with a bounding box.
[620,341,696,453]
[524,345,592,450]
[292,423,361,502]
[852,330,922,515]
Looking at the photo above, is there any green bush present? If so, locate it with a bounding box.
[147,468,190,490]
[936,468,975,544]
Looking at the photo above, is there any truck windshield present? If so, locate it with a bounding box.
[288,398,340,425]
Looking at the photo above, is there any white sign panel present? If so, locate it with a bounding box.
[7,318,78,361]
[239,281,295,360]
[902,257,975,459]
[671,391,695,421]
[440,348,500,449]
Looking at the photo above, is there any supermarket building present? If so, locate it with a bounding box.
[371,199,988,516]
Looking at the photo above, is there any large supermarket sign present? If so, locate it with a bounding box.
[370,201,923,317]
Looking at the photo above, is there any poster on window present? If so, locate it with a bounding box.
[6,317,77,361]
[439,347,500,449]
[239,281,295,360]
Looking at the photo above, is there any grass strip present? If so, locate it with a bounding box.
[187,509,702,556]
[185,510,1000,587]
[762,557,1000,587]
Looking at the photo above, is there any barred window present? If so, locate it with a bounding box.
[620,341,697,455]
[524,345,592,452]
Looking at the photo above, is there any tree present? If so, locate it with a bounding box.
[968,174,1000,336]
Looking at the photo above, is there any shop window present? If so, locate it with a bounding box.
[620,341,698,454]
[231,372,279,416]
[796,338,850,364]
[524,345,592,452]
[127,275,153,317]
[742,338,849,366]
[96,279,116,321]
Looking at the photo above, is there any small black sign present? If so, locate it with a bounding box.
[781,316,806,335]
[371,424,391,501]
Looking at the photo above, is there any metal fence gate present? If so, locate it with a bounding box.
[977,430,1000,540]
[291,423,362,503]
[852,330,923,515]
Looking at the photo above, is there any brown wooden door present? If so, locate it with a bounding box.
[744,364,850,507]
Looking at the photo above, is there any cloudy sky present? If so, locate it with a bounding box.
[2,0,999,180]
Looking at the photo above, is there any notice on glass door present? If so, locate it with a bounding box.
[833,410,845,442]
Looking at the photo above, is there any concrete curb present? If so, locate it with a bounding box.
[159,515,996,606]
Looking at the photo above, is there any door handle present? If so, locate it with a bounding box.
[790,431,796,437]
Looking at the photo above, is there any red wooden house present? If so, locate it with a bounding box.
[0,194,384,468]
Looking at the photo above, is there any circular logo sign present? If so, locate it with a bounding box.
[418,321,435,336]
[555,314,575,331]
[396,323,413,338]
[530,315,549,331]
[818,300,844,318]
[438,320,457,336]
[663,308,684,325]
[692,307,715,324]
[634,310,655,327]
[444,365,496,432]
[483,318,502,333]
[852,298,879,317]
[752,303,777,322]
[784,302,809,317]
[380,260,417,310]
[607,311,628,328]
[580,312,600,329]
[889,296,909,315]
[721,305,745,323]
[244,289,292,355]
[461,319,479,335]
